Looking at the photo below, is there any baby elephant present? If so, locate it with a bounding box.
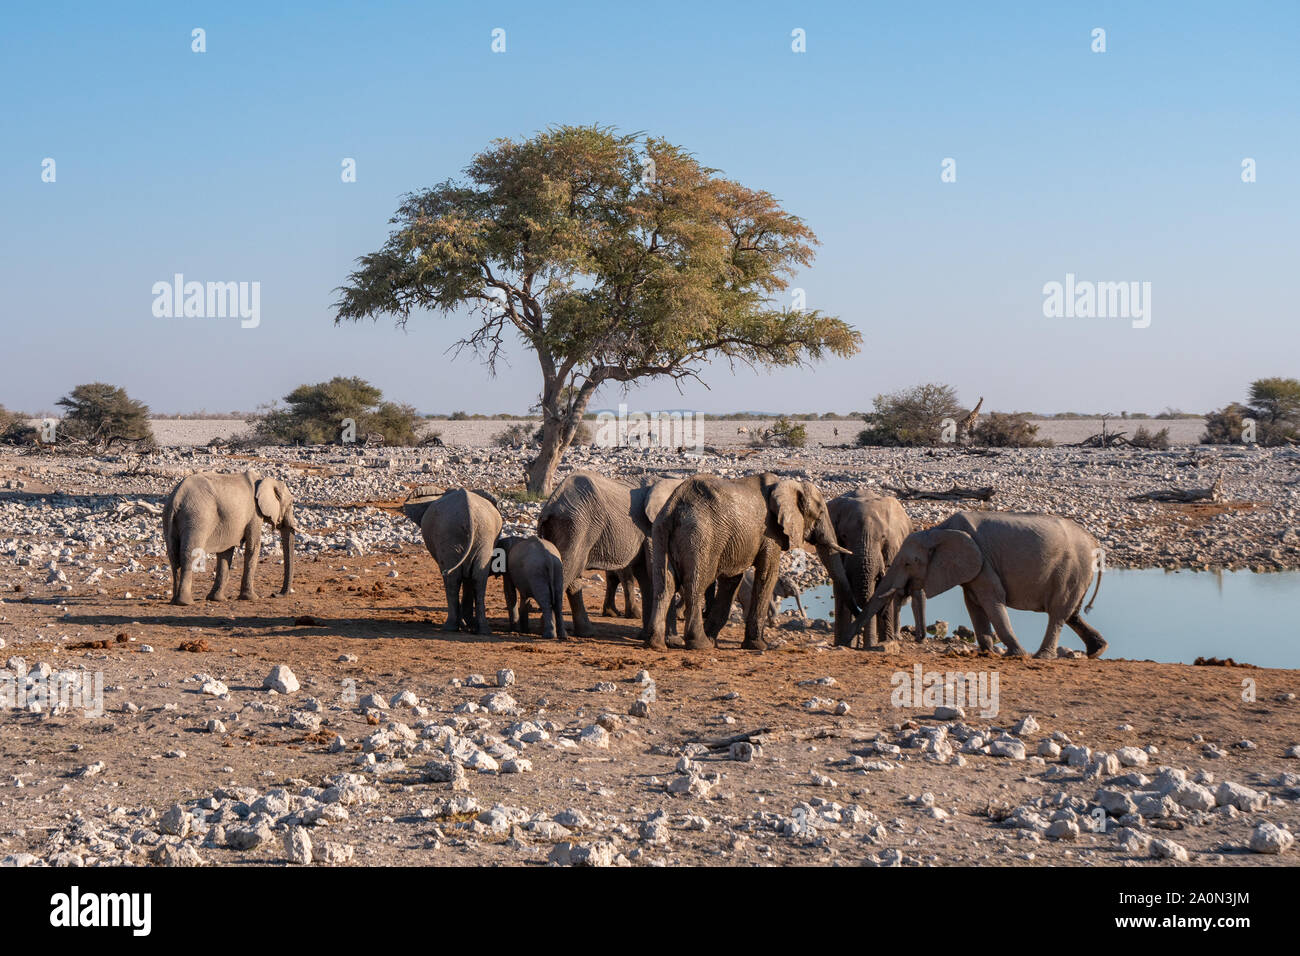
[852,511,1106,659]
[163,470,296,606]
[496,536,566,640]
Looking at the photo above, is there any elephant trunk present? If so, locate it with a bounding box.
[910,590,926,643]
[280,523,294,594]
[817,543,858,618]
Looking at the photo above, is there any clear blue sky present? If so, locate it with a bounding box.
[2,1,1296,416]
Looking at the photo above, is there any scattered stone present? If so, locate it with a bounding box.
[1249,822,1293,855]
[263,665,300,694]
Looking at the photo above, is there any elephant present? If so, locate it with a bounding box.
[496,536,566,640]
[852,511,1106,659]
[401,486,502,635]
[537,471,682,638]
[731,567,805,623]
[648,473,857,651]
[162,470,296,606]
[828,490,913,647]
[601,567,640,618]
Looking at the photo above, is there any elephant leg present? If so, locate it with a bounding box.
[963,590,996,652]
[207,547,235,601]
[238,526,261,600]
[601,573,620,617]
[503,573,519,632]
[174,546,201,606]
[472,574,490,635]
[705,573,743,641]
[680,557,713,651]
[621,568,641,618]
[634,558,655,641]
[981,600,1028,658]
[647,544,677,650]
[744,552,780,651]
[1066,611,1108,658]
[170,564,180,604]
[566,584,594,637]
[833,591,852,646]
[1035,616,1065,659]
[537,589,556,640]
[441,571,462,631]
[519,596,531,635]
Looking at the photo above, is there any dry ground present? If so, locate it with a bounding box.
[2,543,1296,867]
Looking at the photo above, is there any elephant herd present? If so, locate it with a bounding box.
[160,468,1109,660]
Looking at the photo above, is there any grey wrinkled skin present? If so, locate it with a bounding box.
[537,471,682,640]
[828,490,913,648]
[402,487,502,635]
[853,510,1107,659]
[496,535,566,640]
[163,470,296,606]
[648,473,856,652]
[731,567,805,625]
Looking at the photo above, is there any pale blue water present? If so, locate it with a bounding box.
[789,570,1300,670]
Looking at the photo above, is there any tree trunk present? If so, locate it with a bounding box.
[526,418,569,496]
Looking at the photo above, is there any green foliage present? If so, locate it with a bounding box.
[334,124,860,491]
[857,383,964,447]
[252,376,419,445]
[1202,378,1300,446]
[969,412,1051,447]
[493,423,535,448]
[1201,404,1250,445]
[56,383,154,446]
[1129,425,1171,450]
[751,416,806,448]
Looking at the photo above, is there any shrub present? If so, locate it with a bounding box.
[857,383,964,447]
[969,412,1051,447]
[1129,425,1171,450]
[0,405,38,445]
[1201,404,1250,445]
[751,417,807,448]
[494,423,535,448]
[1202,379,1300,446]
[251,376,419,445]
[55,383,154,447]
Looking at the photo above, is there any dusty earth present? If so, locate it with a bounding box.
[1,537,1298,868]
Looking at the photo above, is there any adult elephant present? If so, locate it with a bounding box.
[648,473,857,651]
[538,471,682,639]
[401,486,502,635]
[852,511,1106,659]
[828,490,912,648]
[163,470,296,606]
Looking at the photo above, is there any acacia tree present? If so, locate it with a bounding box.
[334,125,860,493]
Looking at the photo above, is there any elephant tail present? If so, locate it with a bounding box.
[1083,562,1102,613]
[444,518,479,577]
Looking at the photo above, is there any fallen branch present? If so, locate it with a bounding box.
[883,479,995,502]
[1128,476,1223,503]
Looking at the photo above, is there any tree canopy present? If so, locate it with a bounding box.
[334,125,860,491]
[253,376,420,445]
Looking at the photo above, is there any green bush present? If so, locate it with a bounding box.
[969,412,1051,447]
[751,417,807,448]
[1129,425,1171,450]
[252,376,419,445]
[493,423,535,448]
[857,383,964,447]
[1202,379,1300,446]
[55,383,154,447]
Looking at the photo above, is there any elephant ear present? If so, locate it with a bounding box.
[643,478,683,525]
[255,479,286,525]
[769,481,805,550]
[923,529,983,597]
[470,488,499,511]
